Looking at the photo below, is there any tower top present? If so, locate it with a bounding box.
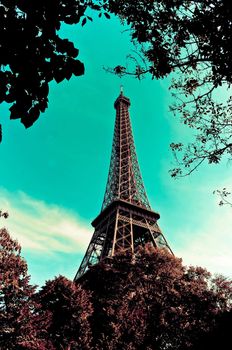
[102,91,150,211]
[114,88,131,109]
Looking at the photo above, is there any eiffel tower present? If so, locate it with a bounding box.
[74,90,172,280]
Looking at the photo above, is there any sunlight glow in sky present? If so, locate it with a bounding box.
[0,14,231,286]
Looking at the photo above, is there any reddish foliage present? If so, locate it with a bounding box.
[79,245,232,350]
[1,228,231,350]
[0,228,51,349]
[36,276,93,350]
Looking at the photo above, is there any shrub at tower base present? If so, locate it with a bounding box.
[37,276,93,350]
[1,227,232,350]
[79,245,232,350]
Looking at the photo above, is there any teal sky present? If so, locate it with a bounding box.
[0,14,232,286]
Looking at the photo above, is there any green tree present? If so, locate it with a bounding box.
[0,0,109,141]
[1,227,231,350]
[0,228,51,349]
[37,275,93,350]
[107,0,232,177]
[80,246,232,350]
[2,0,232,179]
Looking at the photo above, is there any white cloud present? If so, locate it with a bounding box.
[0,188,92,255]
[0,186,231,278]
[173,185,232,277]
[155,165,232,277]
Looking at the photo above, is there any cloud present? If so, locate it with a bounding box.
[155,165,232,277]
[0,188,92,255]
[173,185,232,277]
[0,186,231,278]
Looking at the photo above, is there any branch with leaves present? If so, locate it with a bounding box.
[107,0,232,177]
[214,188,232,207]
[0,0,110,142]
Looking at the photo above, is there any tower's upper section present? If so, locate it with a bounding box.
[101,91,151,211]
[114,90,131,109]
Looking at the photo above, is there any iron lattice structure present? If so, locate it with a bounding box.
[74,92,172,280]
[102,94,150,211]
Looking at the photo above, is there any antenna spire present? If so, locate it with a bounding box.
[120,84,124,95]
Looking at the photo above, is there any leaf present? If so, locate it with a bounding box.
[40,83,49,96]
[81,18,87,27]
[54,69,67,83]
[39,100,48,113]
[21,106,40,128]
[91,4,101,11]
[9,104,20,120]
[5,93,15,103]
[104,13,110,19]
[65,69,73,81]
[72,60,85,76]
[72,47,79,58]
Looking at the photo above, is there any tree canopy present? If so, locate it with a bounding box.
[0,0,109,141]
[107,0,232,176]
[0,228,50,349]
[1,0,232,178]
[1,228,232,349]
[80,245,232,350]
[36,276,93,350]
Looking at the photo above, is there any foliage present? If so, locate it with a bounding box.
[0,0,110,141]
[1,227,231,349]
[191,309,232,350]
[1,0,232,178]
[36,275,93,350]
[107,0,232,176]
[0,228,50,349]
[214,187,232,207]
[0,227,93,349]
[0,210,9,219]
[79,245,232,350]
